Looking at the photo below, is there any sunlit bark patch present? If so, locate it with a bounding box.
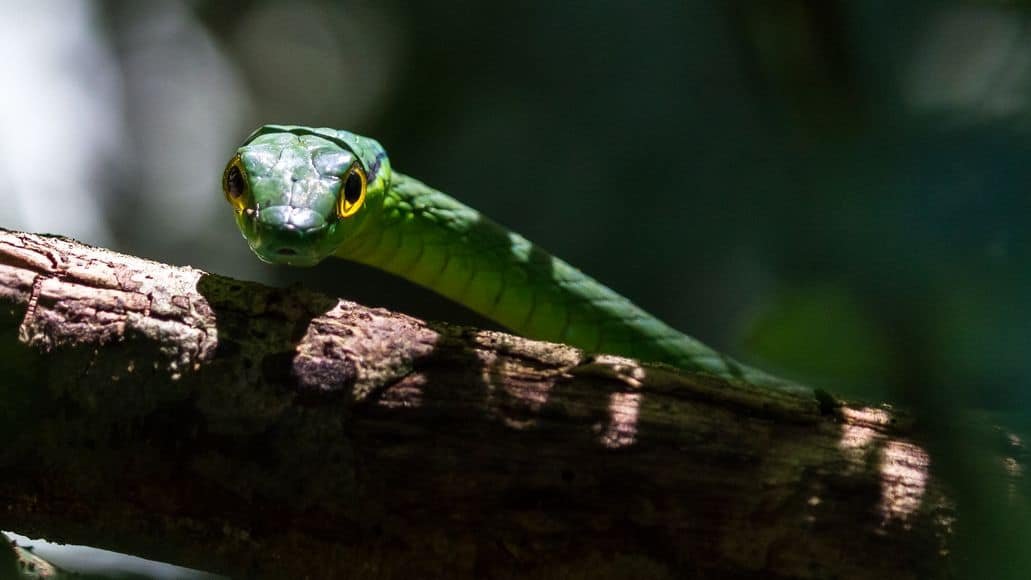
[879,440,930,528]
[586,355,647,388]
[838,407,887,470]
[1003,431,1024,503]
[838,407,931,526]
[477,347,558,430]
[841,406,893,427]
[600,392,642,449]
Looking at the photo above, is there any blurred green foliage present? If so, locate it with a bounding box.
[744,283,895,399]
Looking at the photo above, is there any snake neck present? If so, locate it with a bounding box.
[338,172,533,326]
[337,173,796,391]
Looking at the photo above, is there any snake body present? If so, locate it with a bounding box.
[224,125,790,389]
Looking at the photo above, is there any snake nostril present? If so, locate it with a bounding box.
[277,248,298,256]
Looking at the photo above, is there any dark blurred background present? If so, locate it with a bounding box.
[1,0,1029,576]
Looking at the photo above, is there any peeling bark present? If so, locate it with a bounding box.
[0,229,955,579]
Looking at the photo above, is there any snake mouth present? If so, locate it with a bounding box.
[236,204,336,267]
[250,243,323,267]
[245,224,329,266]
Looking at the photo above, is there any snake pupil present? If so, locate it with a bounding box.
[343,170,363,204]
[226,165,245,199]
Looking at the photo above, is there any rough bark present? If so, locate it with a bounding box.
[0,229,954,579]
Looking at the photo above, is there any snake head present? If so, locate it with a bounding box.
[223,125,391,267]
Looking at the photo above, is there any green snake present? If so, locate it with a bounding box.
[223,125,793,390]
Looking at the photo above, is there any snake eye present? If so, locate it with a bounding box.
[337,164,367,218]
[223,156,248,212]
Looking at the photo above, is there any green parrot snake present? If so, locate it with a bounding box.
[223,125,795,391]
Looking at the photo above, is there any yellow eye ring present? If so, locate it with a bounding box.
[337,164,367,218]
[222,155,248,212]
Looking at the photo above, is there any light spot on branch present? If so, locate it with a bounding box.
[601,392,642,449]
[879,440,930,528]
[838,407,886,470]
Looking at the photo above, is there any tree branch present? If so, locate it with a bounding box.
[0,229,954,579]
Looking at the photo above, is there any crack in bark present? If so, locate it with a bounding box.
[17,273,44,343]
